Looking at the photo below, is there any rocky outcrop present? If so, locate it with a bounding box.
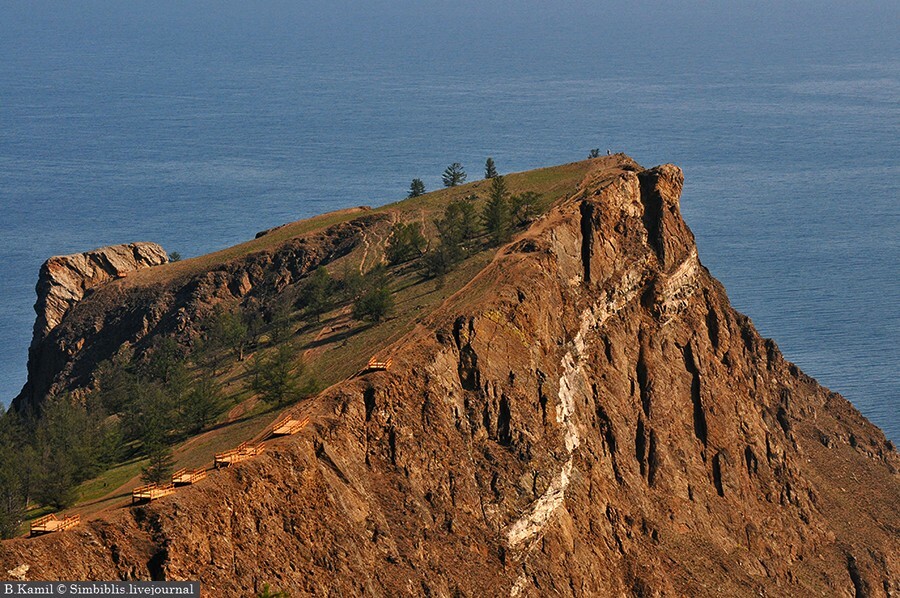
[31,242,168,346]
[11,216,385,411]
[2,161,897,596]
[14,242,167,409]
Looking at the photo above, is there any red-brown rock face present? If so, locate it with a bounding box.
[2,163,896,597]
[13,242,167,409]
[11,216,383,411]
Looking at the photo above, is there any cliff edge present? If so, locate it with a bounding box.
[13,242,167,408]
[2,159,896,596]
[34,242,168,344]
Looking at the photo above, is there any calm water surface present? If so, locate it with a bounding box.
[1,2,897,440]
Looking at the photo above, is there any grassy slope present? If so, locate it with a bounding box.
[123,160,595,286]
[51,158,608,521]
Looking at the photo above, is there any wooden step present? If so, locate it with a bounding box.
[132,482,176,504]
[272,415,310,436]
[172,468,208,486]
[30,513,80,536]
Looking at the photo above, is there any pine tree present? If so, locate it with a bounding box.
[208,309,251,361]
[95,349,139,415]
[408,178,426,198]
[511,191,541,226]
[385,222,427,265]
[247,345,313,406]
[433,198,479,269]
[32,396,105,509]
[141,440,174,485]
[0,456,25,538]
[421,245,455,280]
[484,157,498,179]
[298,266,334,321]
[352,286,394,322]
[0,414,26,539]
[181,373,223,434]
[267,299,293,344]
[442,163,467,187]
[481,175,511,245]
[145,337,183,385]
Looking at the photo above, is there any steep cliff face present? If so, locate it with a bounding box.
[2,162,897,596]
[14,242,167,408]
[32,242,168,345]
[12,215,385,411]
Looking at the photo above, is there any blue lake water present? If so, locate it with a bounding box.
[1,2,897,440]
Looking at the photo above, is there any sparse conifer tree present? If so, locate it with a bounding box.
[181,373,223,433]
[267,299,293,344]
[422,245,454,280]
[141,441,174,485]
[208,309,251,361]
[247,344,315,406]
[408,178,426,198]
[0,414,27,538]
[481,175,511,245]
[298,266,334,321]
[442,163,467,187]
[442,199,479,243]
[484,157,498,179]
[429,198,479,275]
[352,284,394,322]
[511,191,541,226]
[145,337,183,385]
[356,288,393,321]
[32,396,106,509]
[385,222,427,265]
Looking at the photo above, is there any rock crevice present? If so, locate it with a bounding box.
[3,159,897,597]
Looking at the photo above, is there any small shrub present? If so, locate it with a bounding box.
[352,287,394,322]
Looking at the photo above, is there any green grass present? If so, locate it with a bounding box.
[47,157,622,519]
[127,208,370,286]
[123,159,595,288]
[75,458,147,505]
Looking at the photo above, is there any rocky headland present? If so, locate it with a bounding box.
[2,157,896,596]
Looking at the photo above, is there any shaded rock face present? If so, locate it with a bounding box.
[32,242,168,345]
[14,242,167,408]
[3,164,897,597]
[12,216,384,411]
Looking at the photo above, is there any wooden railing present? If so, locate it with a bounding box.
[214,442,265,468]
[356,356,393,376]
[367,356,392,370]
[272,414,310,437]
[30,513,80,536]
[172,468,208,486]
[132,482,175,504]
[26,407,320,527]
